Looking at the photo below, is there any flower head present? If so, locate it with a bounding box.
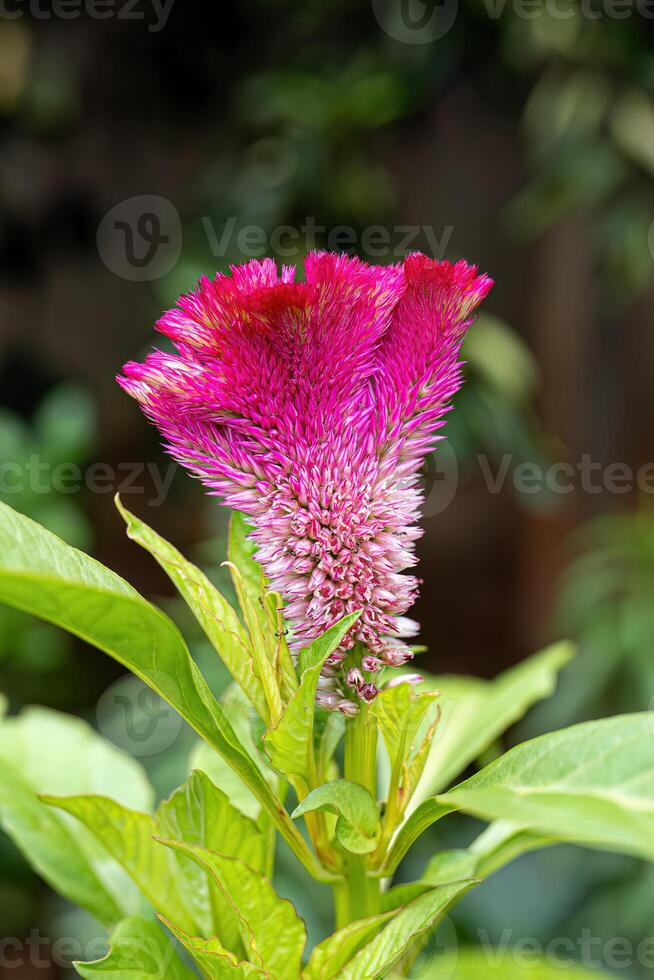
[119,252,492,709]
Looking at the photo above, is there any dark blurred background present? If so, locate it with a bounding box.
[1,0,654,976]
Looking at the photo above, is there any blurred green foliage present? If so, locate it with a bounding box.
[0,385,97,695]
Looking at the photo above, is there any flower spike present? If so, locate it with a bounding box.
[119,252,492,708]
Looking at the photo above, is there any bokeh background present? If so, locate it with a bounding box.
[1,0,654,976]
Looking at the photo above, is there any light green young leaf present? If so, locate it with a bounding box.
[160,839,307,978]
[116,496,267,720]
[418,948,613,979]
[0,501,324,879]
[302,909,396,980]
[440,713,654,861]
[228,511,267,606]
[293,780,380,855]
[226,559,283,726]
[337,880,475,979]
[264,612,361,782]
[42,795,196,934]
[371,685,438,768]
[411,642,574,804]
[229,511,297,714]
[370,684,440,827]
[158,770,265,951]
[161,917,269,978]
[0,706,151,926]
[74,916,195,979]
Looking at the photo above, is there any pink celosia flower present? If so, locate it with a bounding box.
[119,252,492,711]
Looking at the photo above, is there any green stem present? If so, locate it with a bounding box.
[332,702,381,926]
[332,879,350,931]
[344,702,378,797]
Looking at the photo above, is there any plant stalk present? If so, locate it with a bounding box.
[333,702,381,926]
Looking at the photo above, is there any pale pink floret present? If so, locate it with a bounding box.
[119,253,492,709]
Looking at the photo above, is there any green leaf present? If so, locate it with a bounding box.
[412,642,574,801]
[381,799,456,875]
[0,706,151,926]
[0,501,325,880]
[418,948,613,978]
[158,770,266,952]
[42,795,196,934]
[161,917,268,978]
[336,880,474,979]
[440,713,654,861]
[264,613,361,782]
[116,496,267,720]
[159,839,307,978]
[422,821,553,886]
[189,683,277,822]
[228,511,267,609]
[227,512,296,707]
[74,916,195,978]
[226,556,283,726]
[370,684,440,830]
[293,780,380,855]
[191,738,259,820]
[47,771,271,958]
[379,882,429,912]
[302,909,396,980]
[371,685,438,771]
[229,511,298,720]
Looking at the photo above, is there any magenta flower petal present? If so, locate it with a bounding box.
[119,252,492,707]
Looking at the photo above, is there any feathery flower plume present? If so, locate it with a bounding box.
[119,252,492,711]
